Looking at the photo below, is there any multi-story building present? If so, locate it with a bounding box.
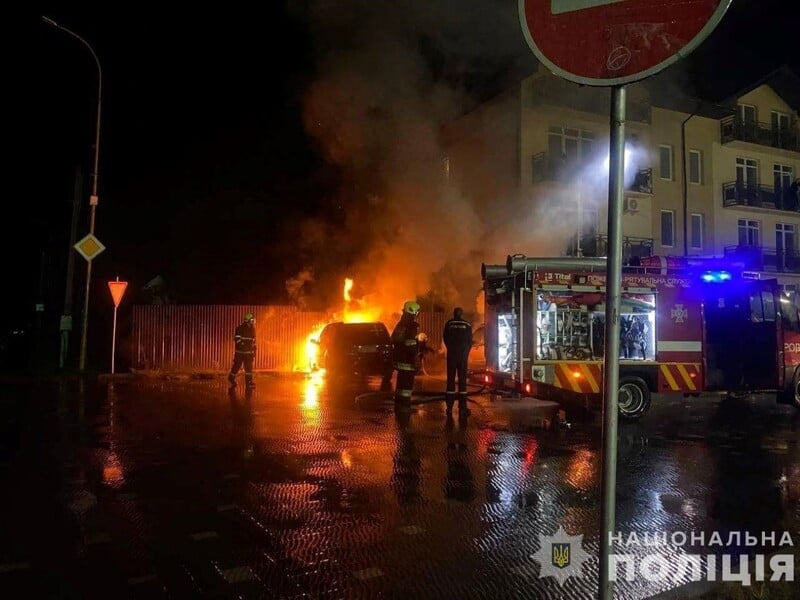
[445,67,800,287]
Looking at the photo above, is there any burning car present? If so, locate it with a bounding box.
[315,321,393,381]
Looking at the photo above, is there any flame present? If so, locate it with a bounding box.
[303,323,327,372]
[295,277,391,372]
[341,277,383,323]
[343,277,353,303]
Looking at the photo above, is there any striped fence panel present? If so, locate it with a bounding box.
[132,305,448,371]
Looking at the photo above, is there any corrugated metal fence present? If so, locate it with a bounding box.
[132,305,447,372]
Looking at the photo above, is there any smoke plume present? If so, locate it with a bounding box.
[285,0,529,320]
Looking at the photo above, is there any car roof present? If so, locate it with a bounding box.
[322,321,390,339]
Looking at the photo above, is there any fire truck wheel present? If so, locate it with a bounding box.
[617,376,651,420]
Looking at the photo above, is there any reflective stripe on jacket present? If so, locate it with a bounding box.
[234,322,256,354]
[391,315,419,369]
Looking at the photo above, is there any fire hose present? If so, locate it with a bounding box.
[355,383,486,406]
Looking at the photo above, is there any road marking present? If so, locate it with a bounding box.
[223,473,240,480]
[0,562,31,573]
[127,574,158,585]
[191,531,218,541]
[217,504,238,512]
[221,566,258,583]
[399,525,425,535]
[353,567,384,580]
[85,532,112,545]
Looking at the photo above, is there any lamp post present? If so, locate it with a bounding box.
[42,16,102,372]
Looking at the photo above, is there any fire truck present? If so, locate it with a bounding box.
[477,255,800,419]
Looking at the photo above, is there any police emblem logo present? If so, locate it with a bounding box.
[532,526,590,585]
[552,543,570,568]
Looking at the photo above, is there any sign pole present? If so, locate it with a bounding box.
[111,302,118,375]
[107,277,128,375]
[600,84,626,600]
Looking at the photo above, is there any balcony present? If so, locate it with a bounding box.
[722,181,800,212]
[587,235,654,264]
[720,116,799,152]
[532,152,653,194]
[531,152,575,184]
[724,245,800,274]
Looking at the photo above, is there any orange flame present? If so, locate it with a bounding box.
[343,277,353,303]
[295,277,390,372]
[342,277,382,323]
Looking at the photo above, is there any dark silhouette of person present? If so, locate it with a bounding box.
[228,313,256,389]
[443,307,473,417]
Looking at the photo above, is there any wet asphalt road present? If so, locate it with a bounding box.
[0,374,798,599]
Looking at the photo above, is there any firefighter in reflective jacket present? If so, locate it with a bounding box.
[443,307,473,416]
[228,313,256,388]
[391,301,421,412]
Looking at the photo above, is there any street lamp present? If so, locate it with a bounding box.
[42,16,102,372]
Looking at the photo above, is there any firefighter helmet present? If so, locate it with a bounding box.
[402,301,420,316]
[244,312,255,322]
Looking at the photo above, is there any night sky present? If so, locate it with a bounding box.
[12,1,800,367]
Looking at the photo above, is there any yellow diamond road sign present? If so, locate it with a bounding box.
[74,234,105,261]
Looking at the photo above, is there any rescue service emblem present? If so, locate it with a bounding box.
[671,303,688,324]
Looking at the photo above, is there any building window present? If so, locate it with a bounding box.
[661,210,675,247]
[738,104,758,142]
[774,163,793,200]
[739,104,757,123]
[771,110,790,141]
[738,219,760,247]
[776,223,795,269]
[659,145,673,180]
[548,126,594,165]
[688,149,702,185]
[736,157,758,186]
[690,213,704,250]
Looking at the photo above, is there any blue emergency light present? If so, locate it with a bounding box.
[701,270,732,282]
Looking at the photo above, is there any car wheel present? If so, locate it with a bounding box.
[618,376,651,420]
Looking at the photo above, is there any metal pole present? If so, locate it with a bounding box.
[111,305,118,374]
[43,16,102,372]
[681,113,696,257]
[60,166,83,368]
[600,84,626,600]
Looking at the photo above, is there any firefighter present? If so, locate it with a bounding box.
[391,301,421,413]
[443,307,473,416]
[228,313,256,388]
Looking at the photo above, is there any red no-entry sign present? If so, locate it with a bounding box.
[519,0,732,86]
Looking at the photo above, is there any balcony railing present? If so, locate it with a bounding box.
[582,235,654,264]
[722,181,800,212]
[724,245,800,274]
[532,152,653,194]
[532,152,575,184]
[720,116,800,152]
